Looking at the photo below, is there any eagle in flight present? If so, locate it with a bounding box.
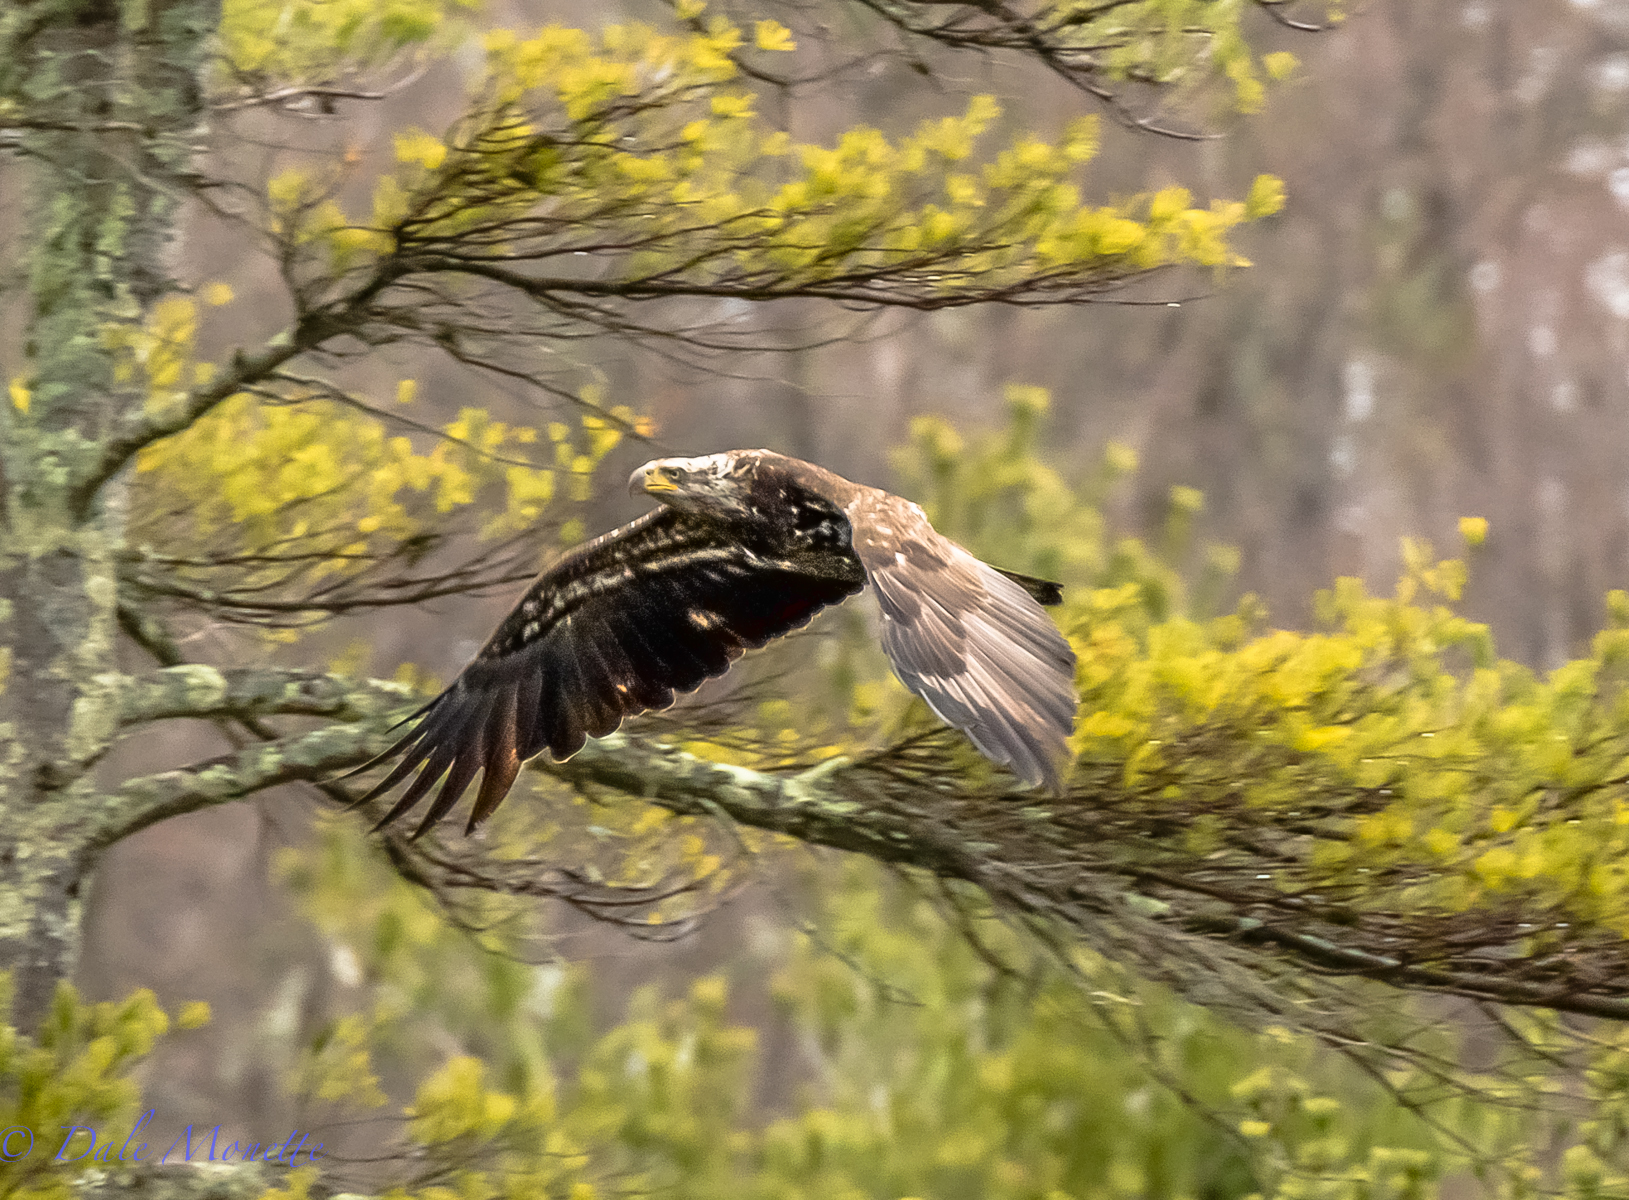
[354,450,1078,836]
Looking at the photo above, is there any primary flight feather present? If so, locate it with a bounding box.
[352,450,1078,836]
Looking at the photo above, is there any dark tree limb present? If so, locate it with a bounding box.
[839,0,1328,137]
[72,335,308,515]
[74,257,412,511]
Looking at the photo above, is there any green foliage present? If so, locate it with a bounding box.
[133,389,602,545]
[125,293,627,540]
[262,14,1278,324]
[755,867,1264,1200]
[220,0,478,86]
[5,870,1629,1200]
[274,819,563,1098]
[838,0,1337,121]
[272,819,1629,1200]
[123,288,641,633]
[0,982,203,1200]
[1081,0,1320,116]
[888,387,1629,994]
[1052,536,1629,939]
[894,383,1189,611]
[277,815,1267,1199]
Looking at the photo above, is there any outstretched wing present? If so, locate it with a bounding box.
[847,493,1077,793]
[353,508,865,837]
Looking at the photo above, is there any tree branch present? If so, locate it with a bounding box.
[540,735,1629,1023]
[210,64,430,114]
[405,254,1134,312]
[92,711,398,850]
[74,259,410,512]
[96,663,1629,1025]
[74,1162,300,1200]
[115,665,416,727]
[840,0,1326,137]
[73,334,309,514]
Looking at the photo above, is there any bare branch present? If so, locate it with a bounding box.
[1258,0,1329,32]
[211,63,430,114]
[404,253,1137,313]
[836,0,1328,138]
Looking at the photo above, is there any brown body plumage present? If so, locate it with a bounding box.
[351,450,1077,836]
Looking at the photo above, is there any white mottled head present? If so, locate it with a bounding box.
[628,450,765,521]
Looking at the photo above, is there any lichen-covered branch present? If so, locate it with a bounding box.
[110,652,1629,1027]
[114,665,415,728]
[543,733,1629,1024]
[79,648,1629,1029]
[92,714,397,851]
[72,1163,297,1200]
[0,0,230,1033]
[94,670,413,855]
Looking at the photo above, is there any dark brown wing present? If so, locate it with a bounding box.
[352,508,865,837]
[994,567,1063,607]
[846,491,1077,793]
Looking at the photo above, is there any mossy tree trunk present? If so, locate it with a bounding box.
[0,0,217,1032]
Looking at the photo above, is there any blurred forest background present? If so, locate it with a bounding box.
[27,0,1629,1194]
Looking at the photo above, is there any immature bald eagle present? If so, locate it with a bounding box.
[354,450,1077,836]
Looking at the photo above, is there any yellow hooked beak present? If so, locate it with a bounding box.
[629,463,679,497]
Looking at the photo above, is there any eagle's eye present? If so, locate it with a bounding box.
[628,455,751,520]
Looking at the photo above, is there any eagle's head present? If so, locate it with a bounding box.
[629,451,764,521]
